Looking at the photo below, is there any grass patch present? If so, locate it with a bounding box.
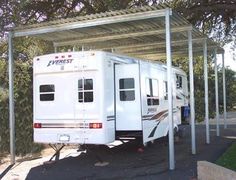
[216,142,236,171]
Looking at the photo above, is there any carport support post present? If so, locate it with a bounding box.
[203,39,210,144]
[165,8,175,170]
[188,29,196,154]
[222,52,227,129]
[8,31,15,164]
[214,49,220,136]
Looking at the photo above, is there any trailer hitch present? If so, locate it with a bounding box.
[49,144,65,161]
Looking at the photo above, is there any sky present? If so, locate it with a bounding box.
[221,43,236,72]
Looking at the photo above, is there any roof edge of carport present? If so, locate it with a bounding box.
[12,4,224,54]
[13,5,171,37]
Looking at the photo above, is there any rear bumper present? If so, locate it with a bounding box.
[34,128,113,145]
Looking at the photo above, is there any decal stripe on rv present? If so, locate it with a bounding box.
[107,119,115,121]
[146,108,180,138]
[107,115,115,121]
[107,115,115,118]
[148,121,161,138]
[39,123,89,128]
[142,110,168,121]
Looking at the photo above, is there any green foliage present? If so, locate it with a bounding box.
[218,68,236,110]
[216,142,236,171]
[14,37,53,61]
[0,36,51,155]
[172,56,236,122]
[0,60,43,155]
[0,37,53,63]
[171,0,236,45]
[1,0,235,45]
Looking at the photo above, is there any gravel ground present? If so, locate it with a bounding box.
[1,112,236,180]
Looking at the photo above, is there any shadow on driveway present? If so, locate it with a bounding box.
[26,125,236,180]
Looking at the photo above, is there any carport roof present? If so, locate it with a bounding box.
[13,5,223,60]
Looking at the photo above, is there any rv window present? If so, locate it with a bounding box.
[40,94,54,101]
[84,92,93,102]
[119,78,135,101]
[164,81,168,100]
[39,84,55,101]
[119,78,134,89]
[84,79,93,90]
[78,79,93,103]
[40,85,55,92]
[120,91,135,101]
[146,79,159,106]
[176,75,182,89]
[78,79,83,90]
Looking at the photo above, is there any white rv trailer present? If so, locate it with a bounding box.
[33,51,189,145]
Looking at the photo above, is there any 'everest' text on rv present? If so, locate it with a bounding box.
[47,59,73,67]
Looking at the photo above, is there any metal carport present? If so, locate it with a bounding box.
[7,5,226,170]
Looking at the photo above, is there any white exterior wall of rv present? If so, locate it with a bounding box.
[33,51,114,144]
[33,51,188,145]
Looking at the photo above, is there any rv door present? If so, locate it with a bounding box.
[115,64,142,131]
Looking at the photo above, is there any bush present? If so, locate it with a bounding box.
[0,60,43,155]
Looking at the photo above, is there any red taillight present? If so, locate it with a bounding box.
[34,123,42,128]
[89,123,102,129]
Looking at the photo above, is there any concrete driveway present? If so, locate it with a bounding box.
[1,112,236,180]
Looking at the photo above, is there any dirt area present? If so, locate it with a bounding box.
[1,114,236,180]
[0,146,80,180]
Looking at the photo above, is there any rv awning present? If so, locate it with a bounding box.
[13,5,223,60]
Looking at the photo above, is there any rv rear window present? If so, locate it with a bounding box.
[78,79,93,103]
[40,85,55,92]
[39,84,55,101]
[40,94,54,101]
[119,78,135,101]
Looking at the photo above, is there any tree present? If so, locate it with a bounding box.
[0,0,153,37]
[0,59,44,155]
[171,0,236,45]
[218,68,236,110]
[1,0,235,45]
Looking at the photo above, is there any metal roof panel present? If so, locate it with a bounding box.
[13,5,223,59]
